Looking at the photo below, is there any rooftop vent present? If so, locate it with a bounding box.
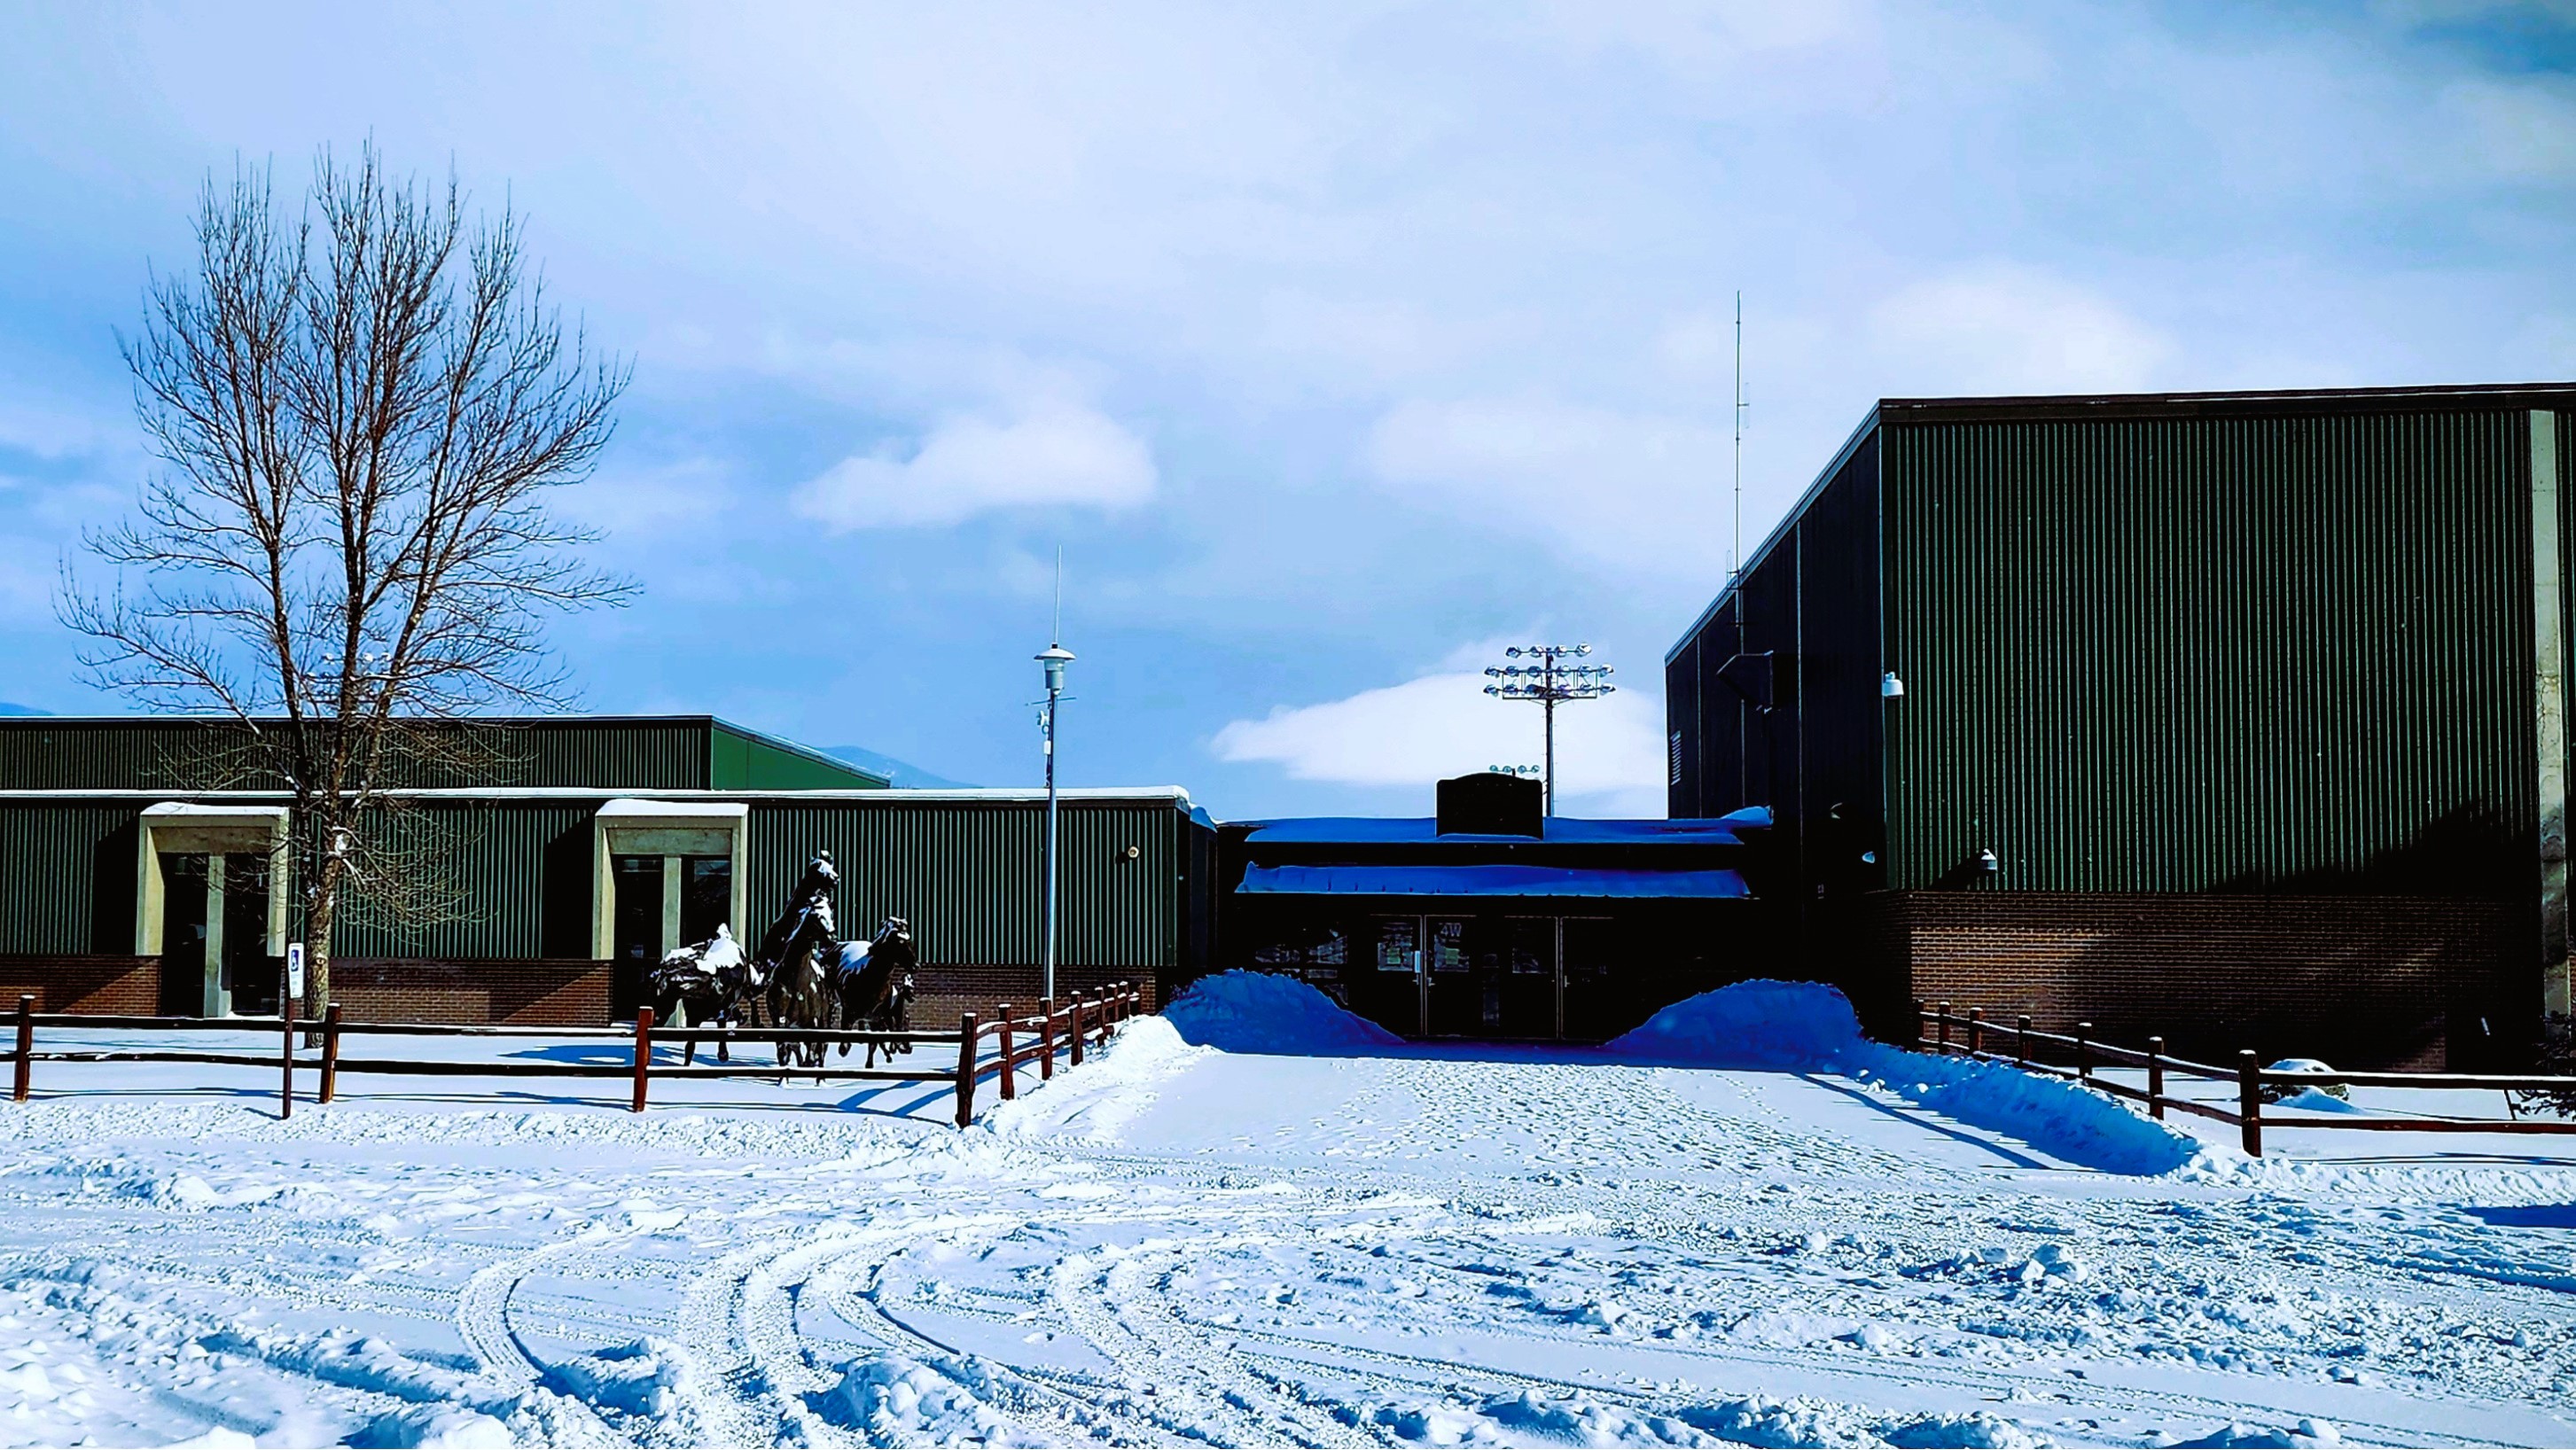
[1436,772,1542,838]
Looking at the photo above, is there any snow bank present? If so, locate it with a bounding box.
[805,1351,1029,1445]
[1162,970,1403,1053]
[538,1338,691,1419]
[1607,978,1867,1068]
[1610,980,2203,1176]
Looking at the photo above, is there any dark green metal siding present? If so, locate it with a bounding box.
[711,723,886,791]
[0,801,139,953]
[328,802,596,958]
[0,718,716,791]
[749,799,1192,968]
[1880,410,2533,893]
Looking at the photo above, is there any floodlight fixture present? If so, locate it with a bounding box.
[1482,643,1616,816]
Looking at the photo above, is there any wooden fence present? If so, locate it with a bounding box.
[4,984,1144,1129]
[1916,1001,2576,1158]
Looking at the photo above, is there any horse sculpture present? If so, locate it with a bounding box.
[644,924,764,1064]
[764,890,840,1077]
[831,916,917,1067]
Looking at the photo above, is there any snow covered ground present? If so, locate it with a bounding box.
[2,975,2573,1447]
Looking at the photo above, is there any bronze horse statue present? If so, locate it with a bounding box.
[644,923,764,1064]
[764,892,839,1076]
[831,916,917,1067]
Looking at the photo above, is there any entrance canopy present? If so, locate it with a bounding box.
[1239,863,1748,899]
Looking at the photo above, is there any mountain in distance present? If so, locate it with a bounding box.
[0,702,48,716]
[824,744,972,791]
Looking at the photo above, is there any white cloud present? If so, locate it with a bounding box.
[1363,397,1730,576]
[1864,264,2174,396]
[1214,644,1667,815]
[794,399,1156,532]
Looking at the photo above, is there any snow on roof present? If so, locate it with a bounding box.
[1239,863,1750,899]
[1236,816,1752,846]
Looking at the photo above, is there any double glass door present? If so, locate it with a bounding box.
[1363,915,1589,1040]
[157,852,277,1017]
[610,854,734,1020]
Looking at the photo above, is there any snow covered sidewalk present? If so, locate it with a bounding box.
[1,975,2573,1446]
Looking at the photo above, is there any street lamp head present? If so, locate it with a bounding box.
[1036,643,1075,693]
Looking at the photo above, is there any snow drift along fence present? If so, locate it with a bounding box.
[4,984,1143,1128]
[1916,1002,2576,1158]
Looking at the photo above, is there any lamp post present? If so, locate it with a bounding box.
[1484,644,1615,816]
[1036,642,1074,1003]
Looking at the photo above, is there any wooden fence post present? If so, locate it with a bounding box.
[1966,1008,1983,1058]
[2145,1035,2165,1120]
[1069,995,1085,1068]
[632,1006,654,1114]
[955,1012,979,1128]
[1914,999,1926,1045]
[1935,1001,1951,1053]
[322,1003,342,1105]
[997,1005,1017,1101]
[1038,996,1055,1080]
[2237,1049,2262,1158]
[12,994,30,1103]
[2016,1014,2031,1065]
[2074,1022,2093,1084]
[279,992,296,1120]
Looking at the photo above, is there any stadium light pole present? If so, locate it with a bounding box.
[1484,644,1615,816]
[1036,641,1074,1004]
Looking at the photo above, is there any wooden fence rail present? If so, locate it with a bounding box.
[4,982,1144,1129]
[1916,1001,2576,1158]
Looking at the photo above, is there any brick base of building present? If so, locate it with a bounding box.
[324,959,613,1026]
[909,964,1160,1032]
[0,955,160,1014]
[1843,892,2521,1071]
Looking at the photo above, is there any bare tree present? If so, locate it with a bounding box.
[62,145,630,1018]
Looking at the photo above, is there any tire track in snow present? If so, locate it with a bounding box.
[1052,1240,1386,1448]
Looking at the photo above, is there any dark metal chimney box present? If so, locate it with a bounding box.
[1436,772,1543,838]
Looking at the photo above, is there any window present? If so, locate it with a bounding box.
[1669,731,1683,787]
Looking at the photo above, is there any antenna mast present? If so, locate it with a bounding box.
[1732,290,1744,581]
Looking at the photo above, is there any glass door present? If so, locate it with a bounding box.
[611,854,664,1021]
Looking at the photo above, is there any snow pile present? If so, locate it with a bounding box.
[537,1338,692,1419]
[984,1012,1208,1142]
[1608,978,1867,1068]
[1162,970,1403,1053]
[805,1351,1026,1445]
[1359,1388,2041,1448]
[1610,980,2202,1175]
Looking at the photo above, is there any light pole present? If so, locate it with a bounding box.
[1036,641,1074,1004]
[1484,643,1615,816]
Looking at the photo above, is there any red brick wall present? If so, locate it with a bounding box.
[325,959,613,1026]
[1845,893,2517,1070]
[0,955,160,1014]
[909,964,1159,1030]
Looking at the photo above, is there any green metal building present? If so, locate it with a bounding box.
[1667,383,2576,1068]
[0,715,1214,1024]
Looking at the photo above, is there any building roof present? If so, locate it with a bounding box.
[1234,815,1758,846]
[1238,863,1750,899]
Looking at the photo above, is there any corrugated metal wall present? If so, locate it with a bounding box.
[0,719,717,791]
[328,801,597,958]
[748,799,1195,967]
[1664,640,1699,818]
[0,801,138,953]
[710,723,886,790]
[1880,409,2533,893]
[1668,438,1879,887]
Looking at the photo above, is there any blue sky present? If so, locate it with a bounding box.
[1,2,2572,817]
